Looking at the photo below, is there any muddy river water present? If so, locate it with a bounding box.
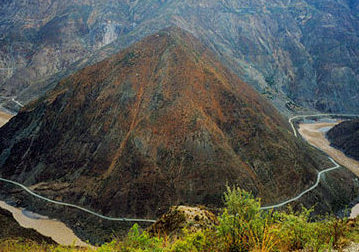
[0,111,90,247]
[1,111,359,244]
[0,201,88,246]
[298,121,359,218]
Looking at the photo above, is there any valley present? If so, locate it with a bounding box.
[0,1,358,248]
[0,28,358,244]
[0,112,358,245]
[0,110,89,246]
[297,119,359,218]
[0,98,357,247]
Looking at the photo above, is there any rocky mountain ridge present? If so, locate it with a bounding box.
[0,29,358,243]
[1,0,358,113]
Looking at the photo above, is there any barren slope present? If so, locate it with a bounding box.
[0,28,357,242]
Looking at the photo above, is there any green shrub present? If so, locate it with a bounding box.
[216,186,280,251]
[115,224,165,252]
[215,186,354,252]
[170,229,213,252]
[1,187,358,252]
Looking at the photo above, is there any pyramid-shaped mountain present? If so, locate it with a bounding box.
[0,28,355,221]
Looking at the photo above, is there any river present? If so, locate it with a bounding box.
[0,111,12,127]
[0,111,90,247]
[0,201,88,246]
[298,121,359,218]
[1,110,358,242]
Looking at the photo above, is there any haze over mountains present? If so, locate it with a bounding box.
[1,0,359,113]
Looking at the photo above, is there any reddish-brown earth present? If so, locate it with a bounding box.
[0,28,357,242]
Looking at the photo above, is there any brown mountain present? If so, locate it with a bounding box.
[0,28,357,242]
[327,119,359,161]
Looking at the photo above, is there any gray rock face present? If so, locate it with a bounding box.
[0,0,358,113]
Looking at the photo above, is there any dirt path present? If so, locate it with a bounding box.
[0,201,89,247]
[298,122,359,218]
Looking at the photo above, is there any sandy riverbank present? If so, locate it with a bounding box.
[298,122,359,218]
[0,201,89,247]
[298,122,359,176]
[0,110,91,247]
[0,111,12,127]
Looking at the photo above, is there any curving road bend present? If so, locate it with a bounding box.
[261,158,340,210]
[0,113,358,219]
[0,109,155,223]
[261,113,359,210]
[0,177,156,223]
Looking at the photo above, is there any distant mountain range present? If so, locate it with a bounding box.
[1,0,358,113]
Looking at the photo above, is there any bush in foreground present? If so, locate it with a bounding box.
[1,186,358,251]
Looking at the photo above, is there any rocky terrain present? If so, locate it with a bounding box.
[147,205,218,239]
[0,29,358,243]
[1,0,358,113]
[327,119,359,161]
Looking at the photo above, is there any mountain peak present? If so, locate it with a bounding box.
[0,27,353,239]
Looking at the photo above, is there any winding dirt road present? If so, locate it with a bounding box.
[0,177,156,223]
[0,111,358,242]
[260,114,359,209]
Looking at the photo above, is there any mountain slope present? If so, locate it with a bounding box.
[0,28,357,242]
[327,119,359,161]
[1,0,358,113]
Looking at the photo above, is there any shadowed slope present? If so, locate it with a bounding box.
[0,28,355,225]
[327,119,359,161]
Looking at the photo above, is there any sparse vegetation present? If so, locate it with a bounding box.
[1,186,359,251]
